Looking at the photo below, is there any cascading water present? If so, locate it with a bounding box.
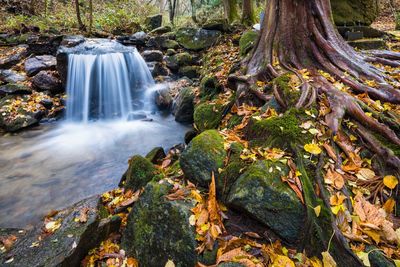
[65,39,154,122]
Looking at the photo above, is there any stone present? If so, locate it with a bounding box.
[0,45,28,69]
[366,245,396,267]
[178,66,200,79]
[27,34,63,55]
[145,147,166,164]
[348,38,387,50]
[145,14,163,31]
[166,52,194,72]
[172,87,195,123]
[25,55,56,77]
[0,195,121,267]
[0,69,26,83]
[184,129,197,145]
[161,39,180,50]
[239,31,259,57]
[227,160,306,244]
[121,181,197,267]
[180,130,226,187]
[331,0,379,26]
[0,83,31,96]
[176,27,221,51]
[31,70,62,93]
[120,155,156,191]
[60,35,85,48]
[142,50,164,62]
[200,76,223,99]
[152,62,170,77]
[123,31,149,46]
[202,19,229,32]
[166,49,177,56]
[155,87,173,110]
[150,25,172,34]
[194,102,226,132]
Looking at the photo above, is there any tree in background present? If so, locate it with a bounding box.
[75,0,86,31]
[241,0,255,25]
[223,0,239,23]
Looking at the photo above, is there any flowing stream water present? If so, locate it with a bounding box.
[0,39,188,228]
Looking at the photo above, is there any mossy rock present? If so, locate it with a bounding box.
[200,76,223,99]
[245,109,312,150]
[121,181,197,267]
[166,52,194,71]
[194,102,224,132]
[331,0,378,26]
[178,66,200,79]
[145,147,166,164]
[122,155,156,191]
[239,30,259,56]
[273,74,301,107]
[227,115,243,129]
[180,130,226,187]
[162,39,180,50]
[172,87,195,123]
[227,160,306,244]
[176,27,221,51]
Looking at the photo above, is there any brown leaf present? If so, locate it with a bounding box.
[79,207,89,223]
[0,235,17,251]
[325,168,345,190]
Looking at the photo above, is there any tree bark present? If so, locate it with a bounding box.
[89,0,93,34]
[241,0,255,26]
[74,0,85,31]
[223,0,239,23]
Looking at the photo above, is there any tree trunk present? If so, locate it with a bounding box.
[74,0,85,31]
[89,0,93,34]
[167,0,177,25]
[241,0,255,26]
[223,0,239,23]
[190,0,198,23]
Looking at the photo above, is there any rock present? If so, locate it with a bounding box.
[145,14,163,31]
[176,27,221,51]
[184,129,197,145]
[146,147,166,164]
[155,87,173,110]
[121,181,197,267]
[120,155,156,191]
[367,245,396,267]
[0,45,28,69]
[331,0,379,26]
[202,19,229,32]
[25,55,56,77]
[200,76,223,99]
[152,62,170,77]
[40,98,53,109]
[0,195,121,267]
[166,52,194,71]
[32,70,62,93]
[348,38,387,50]
[0,69,26,83]
[0,83,31,96]
[227,160,306,243]
[172,87,195,123]
[0,34,30,46]
[150,25,172,34]
[60,35,85,48]
[178,66,200,79]
[166,49,177,56]
[239,30,259,56]
[27,34,63,55]
[142,50,164,62]
[180,130,226,187]
[161,39,180,50]
[123,31,149,46]
[194,102,226,132]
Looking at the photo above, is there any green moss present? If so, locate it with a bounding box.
[239,30,259,56]
[227,115,243,129]
[273,74,301,107]
[124,155,156,191]
[374,134,400,157]
[200,76,223,99]
[194,103,224,132]
[178,66,200,79]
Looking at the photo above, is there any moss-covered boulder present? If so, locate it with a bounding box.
[145,147,166,164]
[121,181,197,267]
[331,0,379,26]
[194,102,225,132]
[122,155,156,191]
[144,14,162,31]
[180,130,226,187]
[172,87,195,123]
[227,160,306,244]
[239,30,259,56]
[176,27,221,51]
[200,76,223,99]
[178,66,200,79]
[245,109,312,150]
[166,52,194,71]
[161,39,180,50]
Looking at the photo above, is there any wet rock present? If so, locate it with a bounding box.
[142,50,164,62]
[152,62,170,77]
[120,155,156,191]
[60,35,85,48]
[27,34,63,55]
[0,83,31,96]
[150,25,172,34]
[155,87,173,110]
[32,70,62,93]
[145,14,163,31]
[119,31,149,46]
[0,45,28,69]
[178,66,200,79]
[0,195,121,267]
[176,27,221,51]
[227,160,306,243]
[200,76,223,99]
[172,87,195,123]
[180,130,226,187]
[40,98,53,109]
[184,129,197,145]
[239,30,259,57]
[25,55,56,76]
[146,147,166,164]
[122,181,197,267]
[0,70,26,83]
[166,52,194,72]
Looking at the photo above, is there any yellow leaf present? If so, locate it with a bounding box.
[310,257,323,267]
[314,205,321,217]
[304,143,322,155]
[165,259,175,267]
[383,198,396,214]
[383,175,398,190]
[322,251,337,267]
[356,251,370,267]
[271,255,295,267]
[394,259,400,267]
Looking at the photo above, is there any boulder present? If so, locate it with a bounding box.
[184,129,198,145]
[172,87,195,123]
[145,147,166,164]
[202,19,229,32]
[0,70,26,84]
[25,55,56,77]
[0,45,28,69]
[32,70,62,93]
[155,87,173,110]
[176,28,221,51]
[227,160,306,243]
[239,31,259,57]
[150,25,172,35]
[26,34,64,55]
[348,38,387,50]
[161,39,180,50]
[60,35,85,48]
[0,195,121,267]
[152,62,170,77]
[166,52,194,71]
[194,102,227,132]
[145,14,163,31]
[120,155,156,191]
[0,83,31,96]
[200,76,223,99]
[166,49,177,56]
[180,130,226,187]
[120,31,149,46]
[178,66,200,79]
[331,0,379,26]
[121,181,197,267]
[142,50,164,62]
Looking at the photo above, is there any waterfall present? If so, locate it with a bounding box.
[65,41,154,122]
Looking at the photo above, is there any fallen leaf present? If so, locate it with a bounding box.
[356,251,371,267]
[165,259,175,267]
[304,143,322,155]
[383,175,398,190]
[321,251,337,267]
[314,205,321,217]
